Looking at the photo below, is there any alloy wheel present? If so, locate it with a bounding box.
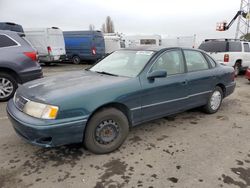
[0,77,14,99]
[210,91,222,111]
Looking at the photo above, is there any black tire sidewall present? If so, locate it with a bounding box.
[84,108,129,154]
[72,56,81,64]
[0,72,17,102]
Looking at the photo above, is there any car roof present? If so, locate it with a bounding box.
[120,46,203,52]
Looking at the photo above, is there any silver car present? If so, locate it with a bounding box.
[0,30,43,101]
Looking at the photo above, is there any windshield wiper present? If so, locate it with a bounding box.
[95,71,118,77]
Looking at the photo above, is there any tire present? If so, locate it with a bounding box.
[72,56,81,64]
[203,86,223,114]
[0,72,18,102]
[234,62,241,76]
[84,108,129,154]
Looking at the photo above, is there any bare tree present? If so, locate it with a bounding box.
[101,23,106,33]
[102,16,115,33]
[89,24,95,31]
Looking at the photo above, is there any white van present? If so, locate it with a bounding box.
[24,27,66,64]
[104,33,123,54]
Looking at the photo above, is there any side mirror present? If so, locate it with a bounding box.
[147,70,167,80]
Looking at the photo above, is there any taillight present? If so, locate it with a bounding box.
[47,46,52,53]
[24,51,37,61]
[224,54,229,62]
[91,47,96,55]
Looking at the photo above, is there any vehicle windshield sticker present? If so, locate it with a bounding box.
[136,51,154,55]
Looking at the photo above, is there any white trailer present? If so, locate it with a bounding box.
[104,33,123,54]
[124,35,161,48]
[24,27,66,63]
[161,35,196,48]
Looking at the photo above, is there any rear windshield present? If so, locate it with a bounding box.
[199,41,242,52]
[0,23,24,33]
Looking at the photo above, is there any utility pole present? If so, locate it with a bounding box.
[235,0,250,39]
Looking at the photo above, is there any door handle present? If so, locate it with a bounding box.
[181,80,188,85]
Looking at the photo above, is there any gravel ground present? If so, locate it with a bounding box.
[0,64,250,188]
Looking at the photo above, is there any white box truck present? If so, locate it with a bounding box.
[104,33,124,54]
[24,27,66,64]
[161,35,196,48]
[124,35,161,48]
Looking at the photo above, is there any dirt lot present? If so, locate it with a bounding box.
[0,64,250,188]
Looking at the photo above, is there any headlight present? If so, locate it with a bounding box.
[23,100,59,120]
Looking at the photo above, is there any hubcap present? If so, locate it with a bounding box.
[210,91,222,110]
[95,119,119,145]
[0,77,14,99]
[73,57,80,64]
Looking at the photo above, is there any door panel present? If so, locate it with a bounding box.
[139,50,188,122]
[184,50,215,107]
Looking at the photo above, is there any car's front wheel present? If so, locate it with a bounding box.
[0,72,17,102]
[84,108,129,154]
[203,86,223,114]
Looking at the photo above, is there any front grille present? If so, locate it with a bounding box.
[14,94,29,111]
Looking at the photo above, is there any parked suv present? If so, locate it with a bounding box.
[199,39,250,75]
[0,30,43,101]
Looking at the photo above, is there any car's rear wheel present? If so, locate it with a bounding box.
[0,72,17,102]
[72,56,81,64]
[234,62,241,76]
[203,86,223,114]
[84,108,129,154]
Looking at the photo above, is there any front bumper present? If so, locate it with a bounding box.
[245,69,250,80]
[7,99,88,147]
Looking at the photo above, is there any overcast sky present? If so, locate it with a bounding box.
[0,0,241,42]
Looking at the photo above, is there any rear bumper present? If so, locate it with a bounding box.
[19,66,43,84]
[66,54,103,61]
[39,55,63,62]
[7,99,87,147]
[225,82,236,97]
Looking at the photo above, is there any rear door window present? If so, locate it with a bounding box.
[0,34,18,47]
[184,50,209,72]
[229,42,242,52]
[244,43,250,52]
[205,54,217,68]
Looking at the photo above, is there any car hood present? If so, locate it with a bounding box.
[18,70,131,103]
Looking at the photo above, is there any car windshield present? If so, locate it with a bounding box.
[90,50,155,77]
